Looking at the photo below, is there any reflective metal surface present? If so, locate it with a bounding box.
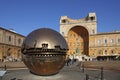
[21,28,68,76]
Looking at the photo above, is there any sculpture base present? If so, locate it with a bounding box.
[30,71,59,76]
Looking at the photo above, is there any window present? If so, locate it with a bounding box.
[105,50,107,54]
[0,34,2,42]
[90,16,95,21]
[8,36,11,42]
[77,43,80,46]
[118,38,120,43]
[104,39,107,44]
[111,50,115,54]
[111,39,114,43]
[98,50,102,54]
[62,32,64,35]
[70,34,72,38]
[92,29,95,34]
[73,34,76,38]
[73,43,75,46]
[62,19,66,23]
[7,48,11,56]
[78,36,80,41]
[98,39,101,44]
[18,38,21,44]
[76,48,79,53]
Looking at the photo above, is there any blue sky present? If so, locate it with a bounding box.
[0,0,120,36]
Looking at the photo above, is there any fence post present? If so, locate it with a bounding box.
[4,65,7,70]
[85,74,89,80]
[82,63,84,73]
[100,67,104,80]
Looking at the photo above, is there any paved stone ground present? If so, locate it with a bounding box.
[83,61,120,71]
[0,61,120,80]
[1,65,120,80]
[2,66,85,80]
[0,61,120,71]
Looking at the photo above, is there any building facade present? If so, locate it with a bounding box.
[60,13,120,60]
[0,27,25,61]
[89,32,120,57]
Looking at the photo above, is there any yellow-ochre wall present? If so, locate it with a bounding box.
[89,33,120,57]
[0,27,25,61]
[60,13,120,58]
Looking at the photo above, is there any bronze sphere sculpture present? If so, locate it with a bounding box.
[21,28,68,76]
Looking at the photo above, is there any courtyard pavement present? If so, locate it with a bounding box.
[1,65,120,80]
[2,66,85,80]
[0,61,120,80]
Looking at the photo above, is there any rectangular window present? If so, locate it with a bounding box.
[62,32,64,35]
[111,39,114,43]
[104,39,107,44]
[18,38,21,44]
[98,39,101,44]
[9,36,11,42]
[118,38,120,43]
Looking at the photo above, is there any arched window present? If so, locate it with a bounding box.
[111,50,116,54]
[7,48,11,56]
[90,16,95,21]
[61,19,66,23]
[105,50,107,54]
[98,50,103,55]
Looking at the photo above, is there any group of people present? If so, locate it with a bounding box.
[0,58,22,62]
[66,58,79,66]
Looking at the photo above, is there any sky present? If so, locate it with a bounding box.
[0,0,120,36]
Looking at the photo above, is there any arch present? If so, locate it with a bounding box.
[110,50,116,54]
[17,49,21,58]
[67,26,89,56]
[105,50,107,54]
[98,50,103,55]
[66,25,89,36]
[7,48,11,56]
[67,26,89,36]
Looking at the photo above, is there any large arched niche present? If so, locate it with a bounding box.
[67,26,89,56]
